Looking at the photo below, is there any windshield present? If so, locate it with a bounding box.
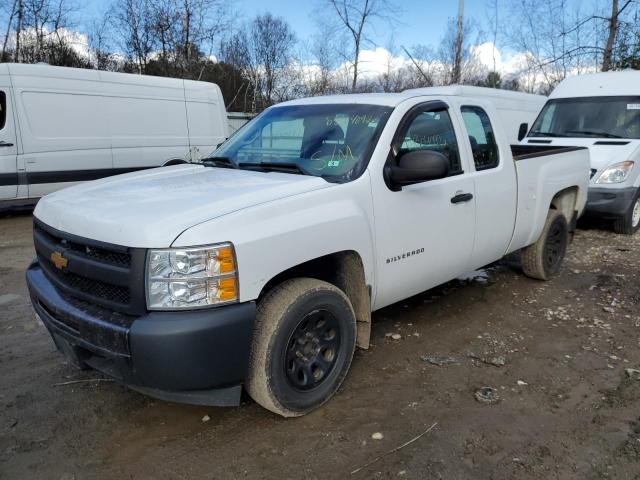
[209,104,393,182]
[529,96,640,139]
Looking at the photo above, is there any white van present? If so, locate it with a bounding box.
[403,85,547,143]
[0,63,228,208]
[524,70,640,234]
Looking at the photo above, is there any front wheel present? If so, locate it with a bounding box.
[246,278,357,417]
[521,209,569,281]
[613,189,640,235]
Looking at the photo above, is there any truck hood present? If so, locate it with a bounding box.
[523,137,640,171]
[34,164,334,247]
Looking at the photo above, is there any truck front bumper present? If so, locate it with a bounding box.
[586,186,637,218]
[26,261,256,406]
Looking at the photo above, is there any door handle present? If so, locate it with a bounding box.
[451,192,474,204]
[0,141,14,147]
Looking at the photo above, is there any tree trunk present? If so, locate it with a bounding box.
[602,0,619,71]
[352,41,360,92]
[1,0,18,61]
[452,0,464,84]
[15,0,23,62]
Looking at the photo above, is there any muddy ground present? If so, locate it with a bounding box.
[1,212,639,480]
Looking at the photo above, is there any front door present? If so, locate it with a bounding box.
[0,83,18,200]
[371,101,476,310]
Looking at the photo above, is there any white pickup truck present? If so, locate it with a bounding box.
[27,87,590,417]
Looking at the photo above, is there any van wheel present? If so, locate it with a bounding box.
[613,189,640,235]
[246,278,356,417]
[522,210,568,281]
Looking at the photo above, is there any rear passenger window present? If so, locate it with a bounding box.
[399,109,462,175]
[0,92,6,130]
[461,106,499,170]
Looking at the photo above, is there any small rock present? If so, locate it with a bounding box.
[516,380,528,386]
[624,368,640,380]
[390,333,401,340]
[603,307,615,313]
[475,387,500,405]
[371,432,384,440]
[201,415,210,423]
[421,355,460,366]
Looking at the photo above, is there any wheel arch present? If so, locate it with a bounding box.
[162,158,188,167]
[550,186,580,229]
[258,250,372,349]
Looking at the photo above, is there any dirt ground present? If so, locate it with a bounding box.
[1,212,639,480]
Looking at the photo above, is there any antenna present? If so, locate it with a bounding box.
[401,46,431,84]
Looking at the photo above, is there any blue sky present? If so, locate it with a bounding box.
[81,0,492,50]
[233,0,491,48]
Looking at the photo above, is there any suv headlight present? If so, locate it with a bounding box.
[146,243,238,310]
[596,161,634,184]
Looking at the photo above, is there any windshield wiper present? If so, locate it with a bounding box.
[202,157,237,169]
[238,161,306,175]
[565,130,622,139]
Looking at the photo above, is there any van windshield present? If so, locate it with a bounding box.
[529,96,640,139]
[208,104,393,182]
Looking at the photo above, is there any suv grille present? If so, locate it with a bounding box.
[33,220,146,315]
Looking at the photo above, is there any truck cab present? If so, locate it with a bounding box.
[524,70,640,234]
[27,88,590,416]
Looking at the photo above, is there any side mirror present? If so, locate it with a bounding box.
[518,123,528,141]
[387,150,449,189]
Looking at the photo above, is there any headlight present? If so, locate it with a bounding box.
[146,243,238,310]
[596,161,634,184]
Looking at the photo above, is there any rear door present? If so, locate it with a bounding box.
[458,103,517,269]
[0,83,18,200]
[370,100,476,309]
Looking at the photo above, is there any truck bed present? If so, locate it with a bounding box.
[507,144,591,254]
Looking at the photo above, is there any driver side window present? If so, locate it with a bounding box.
[399,109,462,175]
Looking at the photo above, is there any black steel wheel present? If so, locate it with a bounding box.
[246,278,356,417]
[284,309,342,391]
[542,215,568,274]
[522,210,569,281]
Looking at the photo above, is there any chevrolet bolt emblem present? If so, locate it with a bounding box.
[51,251,68,270]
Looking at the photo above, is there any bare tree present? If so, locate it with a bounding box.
[251,13,296,103]
[220,14,297,110]
[88,9,118,70]
[1,0,19,61]
[112,0,155,73]
[322,0,397,92]
[601,0,635,71]
[437,14,484,85]
[452,0,464,84]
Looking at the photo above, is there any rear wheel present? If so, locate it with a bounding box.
[522,210,569,281]
[246,278,356,417]
[613,189,640,235]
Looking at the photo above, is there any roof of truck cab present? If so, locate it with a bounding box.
[278,85,546,108]
[550,70,640,98]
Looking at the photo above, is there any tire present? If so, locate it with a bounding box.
[522,209,569,281]
[613,189,640,235]
[246,278,357,417]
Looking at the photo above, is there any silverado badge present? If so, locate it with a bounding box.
[51,251,68,270]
